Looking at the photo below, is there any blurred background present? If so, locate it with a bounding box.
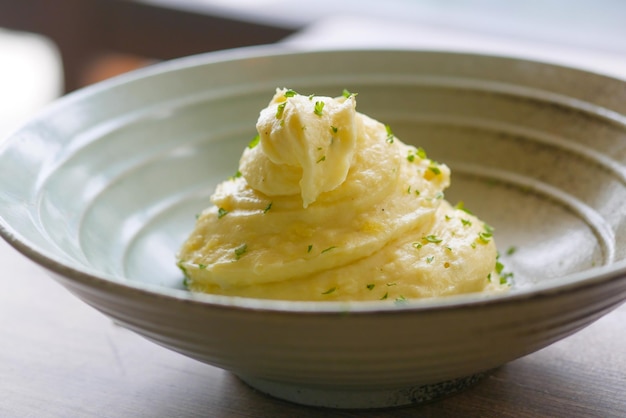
[2,0,626,138]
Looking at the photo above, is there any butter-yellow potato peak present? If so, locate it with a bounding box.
[177,88,509,301]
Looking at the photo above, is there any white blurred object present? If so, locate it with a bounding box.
[284,15,626,82]
[0,29,63,138]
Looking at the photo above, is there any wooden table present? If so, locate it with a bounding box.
[1,237,624,417]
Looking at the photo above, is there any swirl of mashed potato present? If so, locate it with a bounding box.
[177,89,506,301]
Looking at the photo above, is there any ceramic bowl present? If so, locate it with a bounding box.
[1,48,626,409]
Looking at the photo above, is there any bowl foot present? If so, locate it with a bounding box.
[236,372,487,409]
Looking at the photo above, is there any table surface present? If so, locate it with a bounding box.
[1,238,625,418]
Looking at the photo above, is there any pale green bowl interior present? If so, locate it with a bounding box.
[2,48,626,301]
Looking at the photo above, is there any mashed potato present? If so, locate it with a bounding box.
[177,89,507,301]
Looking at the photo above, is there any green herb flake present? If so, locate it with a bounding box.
[248,134,260,149]
[263,202,273,213]
[195,213,201,220]
[276,102,287,119]
[426,256,434,264]
[322,287,336,295]
[198,263,207,270]
[412,242,423,249]
[455,201,473,214]
[461,218,472,227]
[307,244,313,253]
[229,170,242,180]
[314,101,325,116]
[477,232,493,244]
[428,165,441,175]
[434,192,444,200]
[284,89,298,97]
[395,295,407,304]
[234,243,248,260]
[407,154,415,162]
[380,292,389,300]
[495,260,505,274]
[366,284,375,290]
[500,272,514,285]
[331,125,338,133]
[217,207,229,219]
[342,89,357,98]
[506,246,517,256]
[423,235,443,244]
[483,223,495,234]
[321,246,337,254]
[316,155,326,163]
[385,124,394,143]
[177,261,189,278]
[416,147,428,159]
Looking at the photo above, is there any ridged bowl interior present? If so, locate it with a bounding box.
[1,48,626,408]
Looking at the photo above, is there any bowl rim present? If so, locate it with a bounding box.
[1,44,626,314]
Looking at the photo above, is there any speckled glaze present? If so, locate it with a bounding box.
[1,48,625,408]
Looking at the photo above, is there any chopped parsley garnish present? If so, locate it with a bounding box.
[434,192,444,200]
[276,102,287,119]
[314,101,325,116]
[380,292,388,300]
[248,134,260,149]
[477,232,493,244]
[366,284,375,290]
[386,282,397,287]
[483,223,495,234]
[322,287,336,295]
[331,126,338,133]
[395,295,407,304]
[316,155,326,163]
[177,262,189,278]
[234,244,248,260]
[423,235,443,244]
[198,263,207,270]
[308,94,315,101]
[500,272,514,285]
[428,165,441,175]
[426,256,434,263]
[412,242,423,249]
[321,246,337,254]
[263,202,272,213]
[217,207,229,219]
[229,170,242,180]
[461,218,472,227]
[454,201,473,214]
[407,154,415,162]
[416,147,428,159]
[385,125,394,143]
[307,244,313,253]
[284,89,298,97]
[342,89,357,98]
[506,246,517,255]
[495,260,505,275]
